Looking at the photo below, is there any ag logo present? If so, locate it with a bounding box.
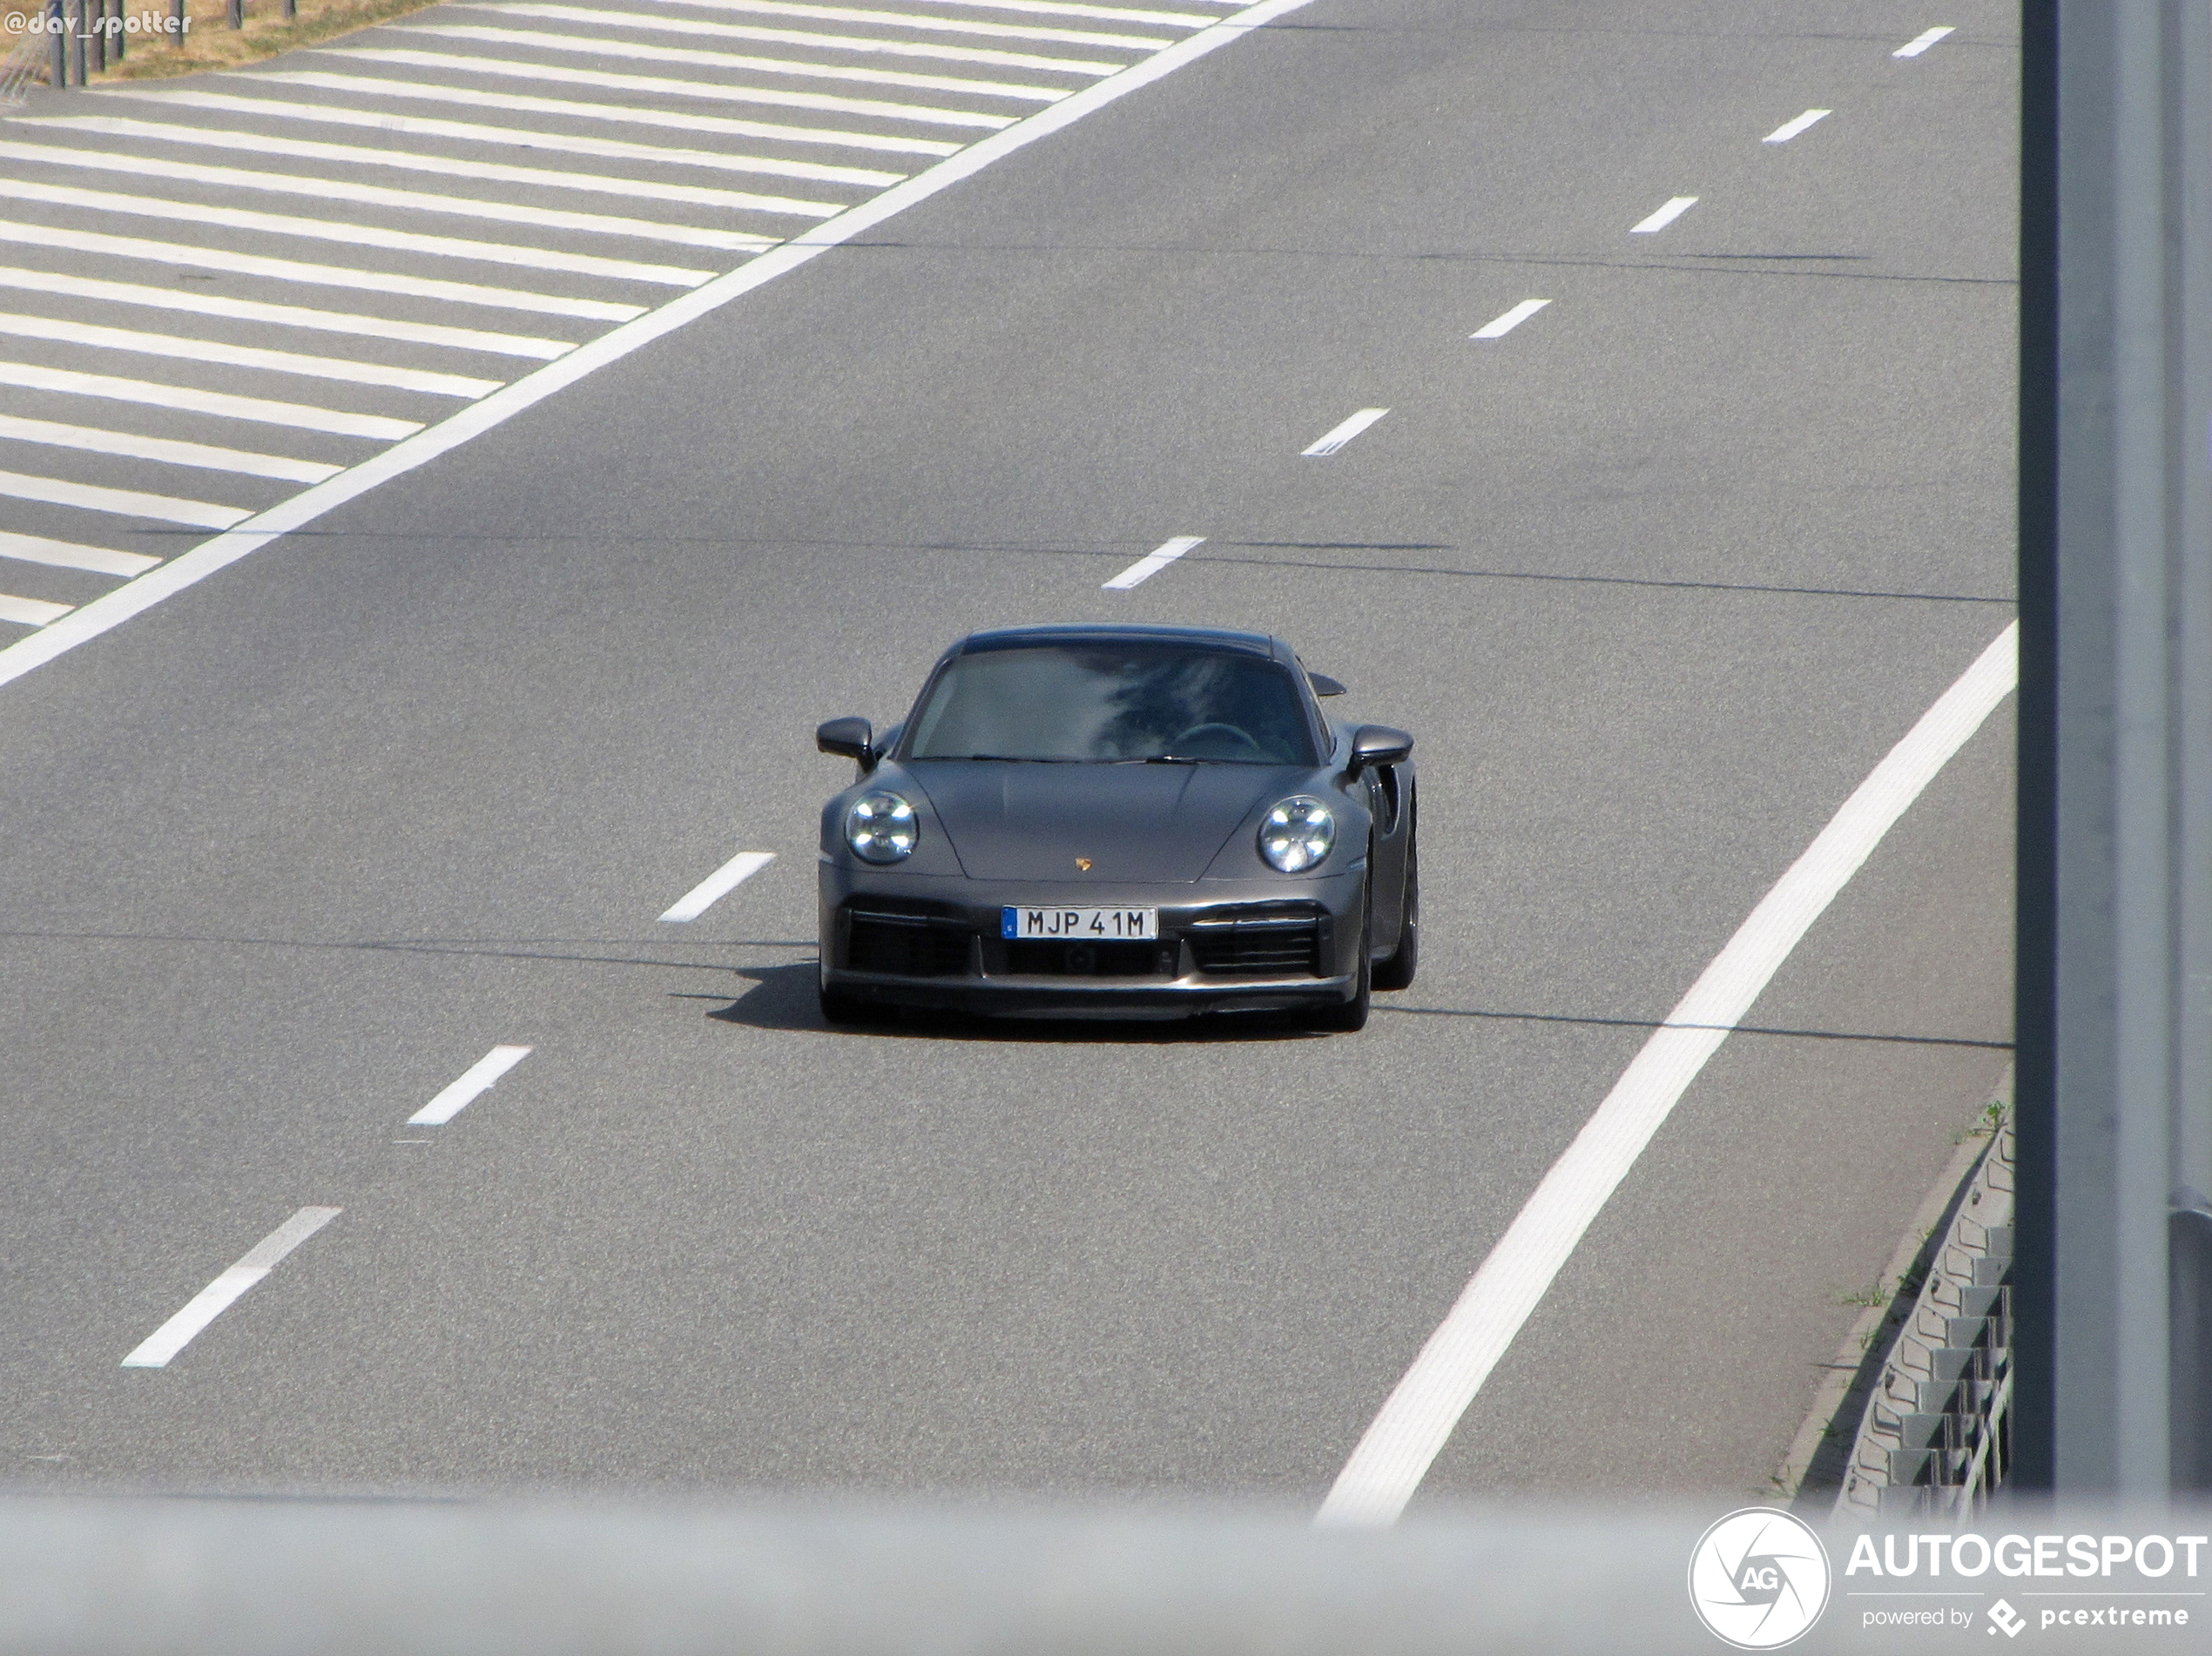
[1687,1507,1831,1649]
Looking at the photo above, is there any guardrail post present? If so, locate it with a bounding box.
[226,0,240,27]
[170,0,182,38]
[85,0,100,71]
[68,0,84,84]
[109,0,121,62]
[47,0,64,84]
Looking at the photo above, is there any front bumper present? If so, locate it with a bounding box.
[818,865,1365,1018]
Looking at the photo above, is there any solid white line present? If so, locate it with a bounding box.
[0,592,72,627]
[597,0,1170,50]
[0,265,577,360]
[476,4,1133,72]
[1302,407,1388,456]
[239,68,968,151]
[0,0,1320,693]
[1893,25,1954,57]
[0,312,501,398]
[671,0,1212,24]
[1470,298,1548,340]
[120,1207,341,1368]
[0,142,799,246]
[389,24,1073,100]
[0,531,160,578]
[1103,534,1204,590]
[1315,622,2020,1528]
[0,414,340,483]
[658,850,776,922]
[0,179,718,287]
[0,220,646,321]
[1629,195,1698,233]
[408,1045,532,1126]
[0,361,422,441]
[1762,108,1831,145]
[18,114,893,202]
[306,53,1010,132]
[0,468,251,529]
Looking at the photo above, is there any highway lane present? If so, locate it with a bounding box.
[0,0,2019,1503]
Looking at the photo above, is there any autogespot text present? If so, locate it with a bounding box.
[1851,1531,2205,1635]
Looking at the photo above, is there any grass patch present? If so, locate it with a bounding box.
[5,0,438,84]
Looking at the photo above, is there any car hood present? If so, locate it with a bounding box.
[900,760,1311,883]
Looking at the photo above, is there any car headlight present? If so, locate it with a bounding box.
[845,791,918,863]
[1258,795,1334,872]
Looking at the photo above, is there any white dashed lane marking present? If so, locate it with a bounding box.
[1630,196,1698,233]
[1763,109,1830,145]
[408,1046,534,1127]
[121,1207,342,1370]
[659,850,777,922]
[1302,407,1389,456]
[1471,299,1549,340]
[1893,25,1955,57]
[1103,535,1204,590]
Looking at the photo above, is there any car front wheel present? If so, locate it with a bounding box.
[1372,825,1418,992]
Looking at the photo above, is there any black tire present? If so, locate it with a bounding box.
[1372,826,1419,992]
[1307,881,1372,1032]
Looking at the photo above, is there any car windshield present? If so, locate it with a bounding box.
[906,643,1319,764]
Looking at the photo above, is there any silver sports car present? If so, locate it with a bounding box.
[814,623,1417,1030]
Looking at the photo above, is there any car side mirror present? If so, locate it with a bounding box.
[1347,724,1413,775]
[817,717,875,770]
[1308,671,1347,697]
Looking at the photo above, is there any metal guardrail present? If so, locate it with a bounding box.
[1837,1111,2015,1520]
[0,24,44,104]
[34,0,299,89]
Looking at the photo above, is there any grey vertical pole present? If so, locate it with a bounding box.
[68,0,84,86]
[109,0,121,63]
[85,0,101,72]
[2017,1,2212,1496]
[226,0,240,28]
[170,0,183,38]
[47,0,65,85]
[2169,0,2212,1495]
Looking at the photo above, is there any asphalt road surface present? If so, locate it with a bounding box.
[0,0,2020,1508]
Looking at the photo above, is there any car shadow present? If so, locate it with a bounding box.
[698,962,1321,1044]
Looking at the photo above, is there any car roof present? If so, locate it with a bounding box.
[955,623,1289,661]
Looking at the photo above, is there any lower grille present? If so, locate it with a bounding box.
[1003,939,1170,978]
[846,912,974,977]
[1189,909,1322,976]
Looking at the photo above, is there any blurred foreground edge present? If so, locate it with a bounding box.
[1,1496,2207,1654]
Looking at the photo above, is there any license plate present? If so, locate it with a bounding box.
[1001,905,1158,941]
